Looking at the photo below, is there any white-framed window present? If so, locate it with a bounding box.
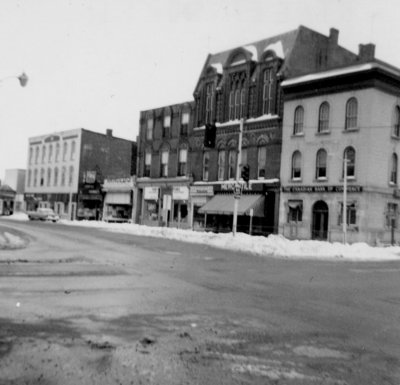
[47,168,51,186]
[316,149,327,179]
[338,202,357,226]
[218,150,225,181]
[42,145,46,164]
[344,147,356,178]
[391,153,398,184]
[178,148,187,176]
[345,97,358,130]
[54,167,59,186]
[144,151,152,177]
[293,106,304,135]
[35,146,39,164]
[202,152,210,181]
[257,146,266,178]
[33,169,38,187]
[40,168,45,186]
[228,149,237,179]
[48,144,53,163]
[55,143,60,162]
[318,102,330,133]
[63,142,68,162]
[291,151,302,179]
[160,149,169,177]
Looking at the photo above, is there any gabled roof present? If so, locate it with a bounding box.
[0,184,16,193]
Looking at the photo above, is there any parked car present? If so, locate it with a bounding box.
[27,208,60,222]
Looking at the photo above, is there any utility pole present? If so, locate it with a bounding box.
[232,118,244,236]
[343,154,347,244]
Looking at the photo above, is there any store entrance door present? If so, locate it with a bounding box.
[312,200,329,240]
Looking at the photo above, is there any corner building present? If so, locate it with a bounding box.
[137,26,360,234]
[279,48,400,244]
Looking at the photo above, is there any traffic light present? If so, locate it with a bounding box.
[241,164,250,184]
[203,123,217,148]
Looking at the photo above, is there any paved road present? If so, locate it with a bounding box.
[0,219,400,384]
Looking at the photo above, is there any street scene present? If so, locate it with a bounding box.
[0,217,400,384]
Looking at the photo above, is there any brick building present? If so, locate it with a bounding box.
[25,128,136,220]
[137,26,362,234]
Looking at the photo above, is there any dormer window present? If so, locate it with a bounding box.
[230,52,246,66]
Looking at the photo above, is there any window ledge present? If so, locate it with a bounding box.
[343,128,359,133]
[290,178,302,183]
[391,135,400,140]
[291,133,305,138]
[315,177,328,182]
[316,131,330,136]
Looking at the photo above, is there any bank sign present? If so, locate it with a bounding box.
[282,185,363,193]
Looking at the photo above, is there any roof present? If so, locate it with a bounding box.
[198,194,265,216]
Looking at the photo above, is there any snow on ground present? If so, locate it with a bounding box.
[2,212,400,261]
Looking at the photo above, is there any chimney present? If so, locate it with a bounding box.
[106,129,113,137]
[358,43,375,62]
[329,28,339,45]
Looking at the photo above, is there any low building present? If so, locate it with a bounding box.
[4,169,26,212]
[279,46,400,244]
[0,184,16,215]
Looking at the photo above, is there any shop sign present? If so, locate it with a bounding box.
[190,185,214,196]
[221,182,253,192]
[144,186,159,200]
[172,186,189,200]
[282,185,363,193]
[103,177,133,189]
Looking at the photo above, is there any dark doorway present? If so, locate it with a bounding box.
[312,200,329,240]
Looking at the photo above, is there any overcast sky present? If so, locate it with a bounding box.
[0,0,399,180]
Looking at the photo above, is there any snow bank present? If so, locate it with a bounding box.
[3,214,400,261]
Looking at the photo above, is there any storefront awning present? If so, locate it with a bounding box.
[198,194,265,216]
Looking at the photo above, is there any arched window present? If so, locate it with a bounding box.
[48,144,53,162]
[293,106,304,135]
[160,148,169,177]
[40,168,45,186]
[394,106,400,138]
[262,68,275,114]
[291,151,302,179]
[144,150,152,177]
[42,145,46,163]
[69,166,74,186]
[27,170,32,187]
[35,146,39,164]
[63,142,68,161]
[229,91,235,120]
[61,166,66,186]
[228,149,237,179]
[234,89,240,120]
[318,102,330,133]
[202,152,210,181]
[146,113,153,140]
[344,147,356,178]
[33,169,38,187]
[47,168,51,186]
[178,147,187,176]
[54,167,59,186]
[258,146,267,178]
[391,153,398,184]
[240,88,246,118]
[29,147,33,165]
[345,98,358,130]
[217,149,226,181]
[205,83,214,124]
[316,149,327,179]
[70,141,76,160]
[55,143,60,162]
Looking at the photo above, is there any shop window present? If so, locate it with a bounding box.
[257,146,266,178]
[343,147,356,178]
[391,153,398,184]
[293,106,304,135]
[178,148,187,176]
[144,151,152,177]
[228,149,237,179]
[287,200,303,223]
[318,102,330,133]
[386,203,398,228]
[173,203,188,222]
[218,150,226,181]
[160,149,169,177]
[202,152,209,181]
[345,97,358,130]
[338,202,357,226]
[291,151,302,179]
[316,149,327,179]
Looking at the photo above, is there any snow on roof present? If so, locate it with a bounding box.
[243,45,258,61]
[281,61,400,87]
[211,63,223,74]
[264,41,285,59]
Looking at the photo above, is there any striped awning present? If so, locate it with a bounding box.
[198,194,265,216]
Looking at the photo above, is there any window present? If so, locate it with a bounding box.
[55,143,60,162]
[316,149,327,179]
[234,89,240,120]
[291,151,302,179]
[69,166,74,186]
[240,88,246,119]
[63,142,68,161]
[47,168,51,186]
[229,91,235,120]
[345,97,358,130]
[262,68,274,114]
[218,150,225,180]
[146,116,153,140]
[29,148,33,165]
[160,149,169,177]
[33,169,38,187]
[318,102,330,133]
[54,167,59,186]
[293,106,304,135]
[27,170,32,187]
[257,146,266,178]
[228,149,237,179]
[40,169,45,186]
[241,147,248,177]
[70,141,76,160]
[338,202,357,226]
[202,152,210,181]
[386,203,398,228]
[42,146,46,163]
[178,148,187,176]
[61,166,66,186]
[391,153,398,184]
[287,200,303,223]
[48,144,53,162]
[394,106,400,137]
[144,151,152,177]
[163,113,171,138]
[35,146,39,164]
[343,147,356,178]
[181,111,189,135]
[205,83,213,124]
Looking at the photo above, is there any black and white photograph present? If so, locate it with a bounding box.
[0,0,399,383]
